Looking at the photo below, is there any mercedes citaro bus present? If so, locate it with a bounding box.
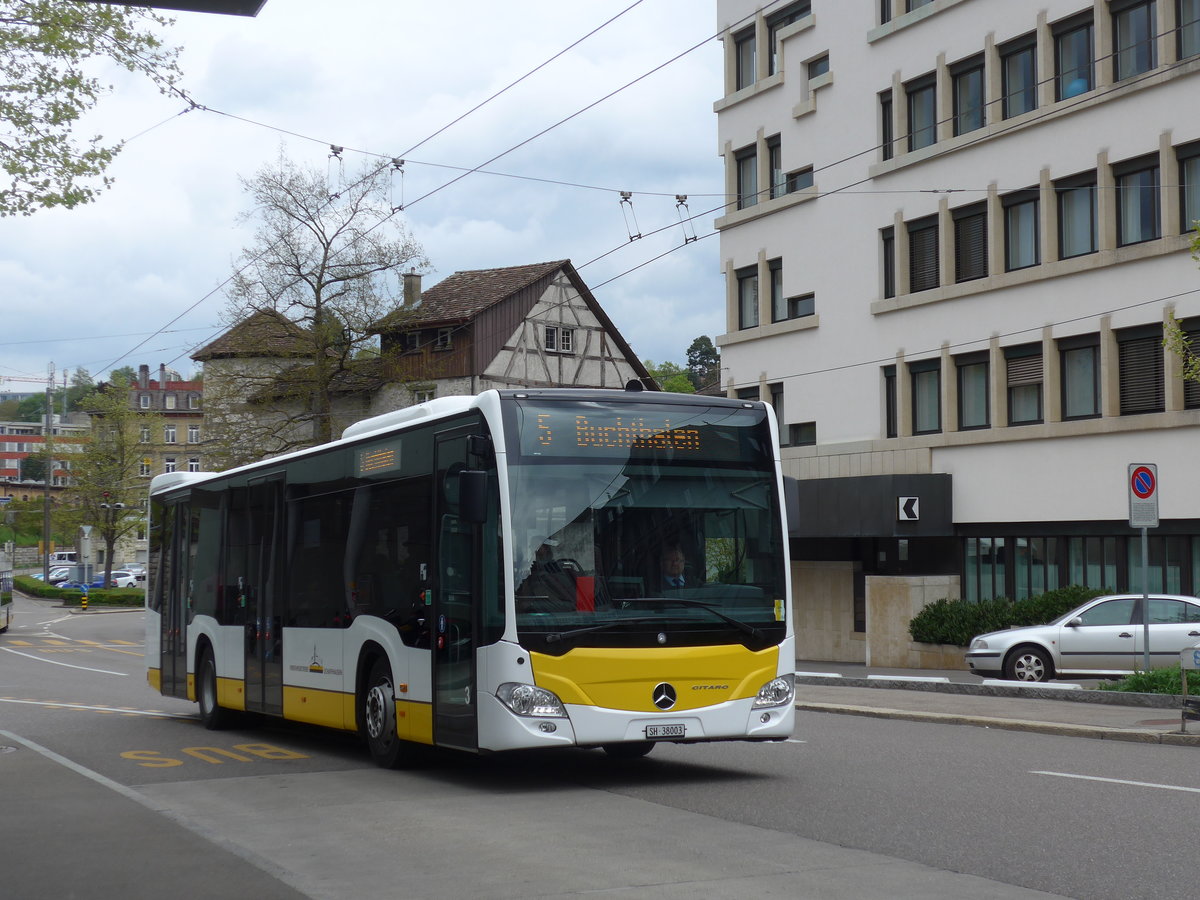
[145,387,794,765]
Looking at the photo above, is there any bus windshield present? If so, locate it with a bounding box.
[506,397,786,654]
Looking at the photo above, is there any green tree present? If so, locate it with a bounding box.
[1165,233,1200,384]
[65,373,158,586]
[206,153,427,462]
[643,359,695,394]
[0,1,182,216]
[686,336,721,391]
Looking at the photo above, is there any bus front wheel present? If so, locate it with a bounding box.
[362,659,420,768]
[198,650,231,730]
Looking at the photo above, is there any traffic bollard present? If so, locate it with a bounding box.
[80,589,88,611]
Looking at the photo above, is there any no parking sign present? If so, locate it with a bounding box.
[1127,463,1158,529]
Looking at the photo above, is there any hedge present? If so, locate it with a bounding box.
[908,585,1108,647]
[13,575,144,607]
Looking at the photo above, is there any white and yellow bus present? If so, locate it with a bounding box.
[145,387,794,765]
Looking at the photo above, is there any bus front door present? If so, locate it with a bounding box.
[432,429,479,752]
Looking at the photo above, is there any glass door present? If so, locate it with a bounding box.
[432,427,479,751]
[244,474,284,716]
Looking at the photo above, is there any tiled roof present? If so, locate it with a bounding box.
[370,260,566,332]
[192,309,313,361]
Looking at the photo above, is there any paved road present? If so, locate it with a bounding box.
[4,594,1196,899]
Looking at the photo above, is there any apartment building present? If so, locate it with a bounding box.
[715,0,1200,664]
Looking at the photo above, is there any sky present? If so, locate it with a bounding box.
[0,0,725,395]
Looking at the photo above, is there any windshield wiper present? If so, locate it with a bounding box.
[619,597,765,641]
[545,617,664,644]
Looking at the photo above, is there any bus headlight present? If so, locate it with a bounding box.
[496,683,567,718]
[753,673,795,708]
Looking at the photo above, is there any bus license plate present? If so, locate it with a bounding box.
[644,724,685,739]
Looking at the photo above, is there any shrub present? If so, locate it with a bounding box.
[1099,665,1200,695]
[13,575,142,607]
[908,585,1107,647]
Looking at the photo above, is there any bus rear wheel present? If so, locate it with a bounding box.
[198,649,231,730]
[362,659,421,768]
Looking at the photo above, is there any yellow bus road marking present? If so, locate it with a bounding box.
[43,639,68,646]
[0,697,193,719]
[8,640,33,646]
[121,743,311,768]
[0,646,128,676]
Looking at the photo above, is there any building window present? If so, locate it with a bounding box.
[1182,318,1200,409]
[768,3,811,76]
[951,56,985,136]
[807,54,829,80]
[734,26,756,90]
[956,354,990,430]
[139,394,150,409]
[1001,33,1038,118]
[435,327,453,350]
[1060,336,1101,419]
[1117,325,1165,414]
[1006,344,1043,425]
[1115,157,1160,245]
[736,265,759,329]
[1057,175,1097,258]
[187,457,200,473]
[883,365,897,438]
[164,394,176,410]
[139,425,150,443]
[1055,14,1094,100]
[139,457,151,477]
[906,74,936,151]
[788,166,814,192]
[735,145,757,209]
[953,202,988,283]
[880,90,894,161]
[881,226,896,298]
[187,394,199,409]
[781,293,815,320]
[768,137,784,199]
[907,215,939,292]
[768,258,783,320]
[910,360,941,434]
[164,458,177,474]
[880,0,892,24]
[164,424,176,444]
[1003,191,1039,270]
[545,325,574,353]
[789,422,816,446]
[907,0,934,9]
[1180,0,1200,58]
[736,387,761,401]
[1178,142,1200,231]
[413,387,435,404]
[401,332,420,352]
[188,424,200,443]
[1113,0,1157,81]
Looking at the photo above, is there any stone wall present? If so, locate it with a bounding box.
[791,561,866,664]
[864,574,966,669]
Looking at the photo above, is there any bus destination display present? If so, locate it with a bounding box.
[516,403,762,461]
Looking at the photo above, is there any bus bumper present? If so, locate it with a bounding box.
[477,692,794,752]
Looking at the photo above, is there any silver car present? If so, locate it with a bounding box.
[966,594,1200,682]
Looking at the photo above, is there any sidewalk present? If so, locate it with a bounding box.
[793,660,1200,747]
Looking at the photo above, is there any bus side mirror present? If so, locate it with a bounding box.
[458,470,489,525]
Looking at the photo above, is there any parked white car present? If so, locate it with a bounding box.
[966,594,1200,682]
[108,570,140,589]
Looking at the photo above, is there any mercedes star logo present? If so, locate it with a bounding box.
[652,682,677,710]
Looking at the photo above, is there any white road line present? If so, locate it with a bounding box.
[1,646,128,676]
[1031,770,1200,795]
[0,697,192,718]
